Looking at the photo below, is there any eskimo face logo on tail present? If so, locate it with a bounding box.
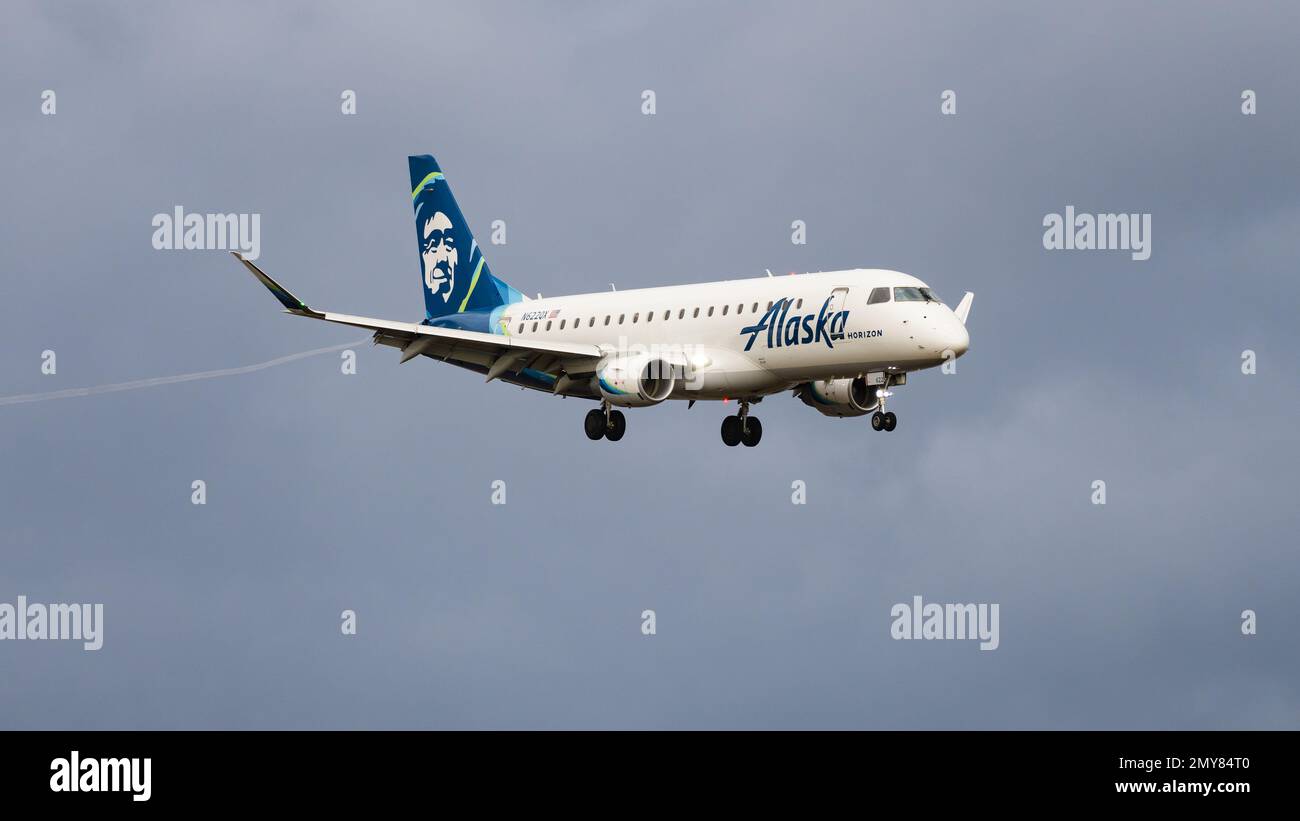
[419,210,458,302]
[739,296,852,351]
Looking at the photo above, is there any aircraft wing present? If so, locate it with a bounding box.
[233,253,603,380]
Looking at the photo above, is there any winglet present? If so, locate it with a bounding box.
[232,252,322,317]
[953,291,974,325]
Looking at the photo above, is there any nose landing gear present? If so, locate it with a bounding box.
[871,411,897,432]
[870,377,898,432]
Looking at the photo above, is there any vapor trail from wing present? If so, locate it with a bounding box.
[0,339,369,407]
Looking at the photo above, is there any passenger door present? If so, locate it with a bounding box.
[827,287,849,340]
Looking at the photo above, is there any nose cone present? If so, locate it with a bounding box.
[943,315,970,358]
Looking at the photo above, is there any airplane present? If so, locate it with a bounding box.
[234,154,972,447]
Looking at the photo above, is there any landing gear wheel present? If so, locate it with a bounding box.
[882,411,897,432]
[721,415,742,447]
[871,412,885,431]
[584,408,606,440]
[606,410,626,442]
[741,417,763,447]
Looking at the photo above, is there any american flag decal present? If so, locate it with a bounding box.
[548,309,561,319]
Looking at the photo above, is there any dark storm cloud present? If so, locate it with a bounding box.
[1,0,1296,728]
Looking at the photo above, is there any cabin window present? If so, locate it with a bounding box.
[517,324,523,334]
[619,314,625,324]
[752,302,758,312]
[795,298,803,309]
[868,287,891,305]
[546,321,552,331]
[707,306,714,317]
[532,322,538,332]
[663,310,670,320]
[678,309,685,319]
[560,319,566,329]
[767,301,774,310]
[722,305,729,316]
[693,308,700,318]
[632,312,639,323]
[646,311,653,322]
[589,317,595,327]
[604,316,610,326]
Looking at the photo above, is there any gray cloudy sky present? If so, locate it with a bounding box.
[1,1,1297,728]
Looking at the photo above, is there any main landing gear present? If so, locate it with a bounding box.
[721,401,762,447]
[585,402,626,442]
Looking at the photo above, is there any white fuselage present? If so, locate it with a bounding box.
[495,268,970,400]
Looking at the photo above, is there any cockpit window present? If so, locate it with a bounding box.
[867,286,891,304]
[894,286,940,303]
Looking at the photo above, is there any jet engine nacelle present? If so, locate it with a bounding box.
[797,377,878,418]
[593,354,677,407]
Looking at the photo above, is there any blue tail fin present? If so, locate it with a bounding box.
[409,155,523,323]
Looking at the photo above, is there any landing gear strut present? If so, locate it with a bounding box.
[870,380,897,432]
[721,401,763,447]
[585,402,626,442]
